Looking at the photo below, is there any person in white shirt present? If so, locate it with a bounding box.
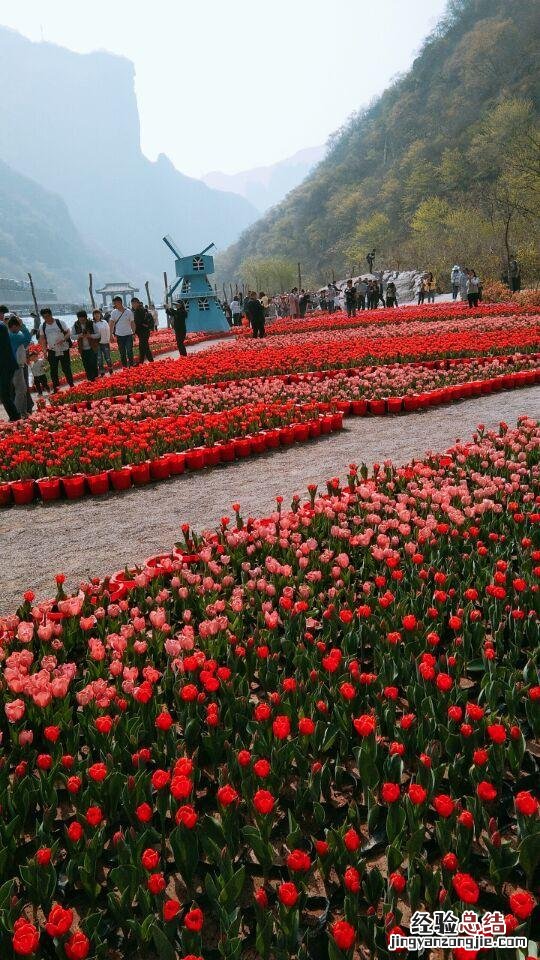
[109,296,135,367]
[38,307,74,391]
[230,296,242,327]
[148,303,159,331]
[31,355,49,394]
[92,308,113,375]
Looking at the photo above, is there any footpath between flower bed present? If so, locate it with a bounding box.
[0,419,537,959]
[0,411,344,507]
[1,361,538,507]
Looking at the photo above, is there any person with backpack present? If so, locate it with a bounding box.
[131,297,154,364]
[7,317,32,417]
[109,295,135,367]
[425,272,436,303]
[386,281,398,307]
[0,316,19,420]
[39,307,74,391]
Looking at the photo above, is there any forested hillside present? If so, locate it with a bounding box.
[219,0,539,287]
[0,159,113,299]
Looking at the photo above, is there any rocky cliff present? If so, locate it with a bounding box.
[0,28,258,290]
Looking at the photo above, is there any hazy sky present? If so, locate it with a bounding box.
[1,0,449,178]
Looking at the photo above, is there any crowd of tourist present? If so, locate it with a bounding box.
[0,256,518,420]
[0,297,159,421]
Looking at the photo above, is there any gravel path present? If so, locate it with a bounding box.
[1,386,538,613]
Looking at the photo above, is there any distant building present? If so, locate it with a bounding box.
[0,278,57,311]
[96,282,139,306]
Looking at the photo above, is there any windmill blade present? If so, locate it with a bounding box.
[168,277,182,297]
[199,242,215,257]
[163,234,183,259]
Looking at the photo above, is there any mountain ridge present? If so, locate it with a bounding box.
[203,146,326,213]
[218,0,539,285]
[0,27,258,294]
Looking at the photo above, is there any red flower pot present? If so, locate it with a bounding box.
[331,412,343,429]
[216,442,235,462]
[368,399,386,415]
[320,416,333,435]
[279,427,295,444]
[172,549,199,565]
[109,570,137,591]
[37,477,62,502]
[263,430,280,448]
[185,448,205,470]
[251,435,267,454]
[109,467,132,490]
[234,438,252,458]
[309,420,321,438]
[131,461,151,485]
[149,457,171,481]
[168,453,186,475]
[404,395,420,411]
[293,423,310,442]
[0,482,12,507]
[203,446,221,467]
[336,400,351,414]
[87,472,110,496]
[351,399,367,415]
[62,475,86,500]
[387,396,403,414]
[145,553,172,570]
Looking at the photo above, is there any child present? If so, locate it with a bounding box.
[31,354,50,394]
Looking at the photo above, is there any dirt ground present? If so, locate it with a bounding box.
[0,386,538,613]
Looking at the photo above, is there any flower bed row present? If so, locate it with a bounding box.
[19,353,540,430]
[30,328,233,389]
[241,300,538,339]
[0,412,343,507]
[0,419,538,959]
[1,361,538,498]
[49,313,540,404]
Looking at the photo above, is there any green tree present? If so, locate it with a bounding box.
[239,256,297,293]
[469,99,540,278]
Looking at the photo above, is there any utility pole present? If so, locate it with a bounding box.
[163,272,169,305]
[27,273,40,333]
[88,273,96,309]
[297,262,302,291]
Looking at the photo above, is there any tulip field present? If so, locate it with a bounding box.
[0,303,539,959]
[0,305,539,504]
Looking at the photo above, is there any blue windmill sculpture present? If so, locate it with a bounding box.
[163,235,229,334]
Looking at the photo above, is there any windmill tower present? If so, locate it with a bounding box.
[163,236,229,334]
